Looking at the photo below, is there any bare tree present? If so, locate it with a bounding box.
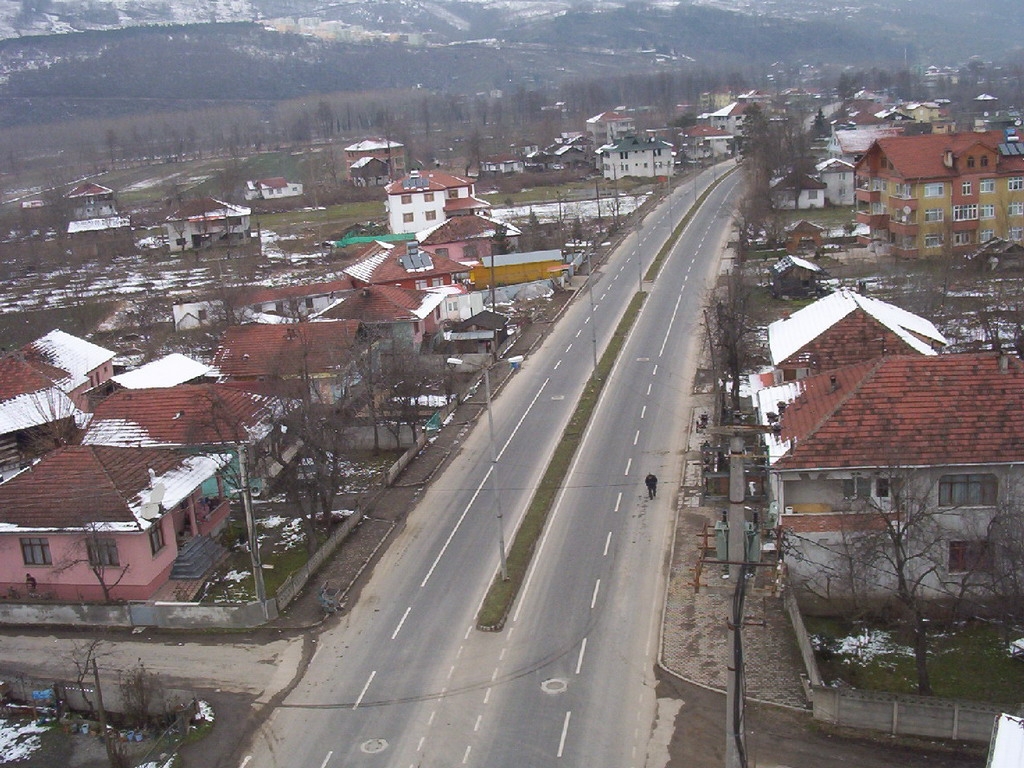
[704,268,762,422]
[53,524,131,602]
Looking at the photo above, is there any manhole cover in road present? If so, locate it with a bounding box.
[360,739,389,754]
[541,678,568,695]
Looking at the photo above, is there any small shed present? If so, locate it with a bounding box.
[770,255,826,299]
[446,310,511,355]
[785,220,826,254]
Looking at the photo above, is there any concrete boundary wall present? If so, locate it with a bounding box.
[2,673,196,718]
[786,587,1000,743]
[811,686,1001,743]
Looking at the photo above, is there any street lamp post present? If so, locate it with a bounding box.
[448,357,509,581]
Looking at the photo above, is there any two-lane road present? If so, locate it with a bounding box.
[242,165,741,768]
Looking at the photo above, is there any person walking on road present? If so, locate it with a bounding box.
[645,473,658,499]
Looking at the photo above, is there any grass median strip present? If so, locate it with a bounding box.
[477,292,646,630]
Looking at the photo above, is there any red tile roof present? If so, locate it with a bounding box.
[0,445,203,529]
[213,321,362,379]
[315,285,432,323]
[775,353,1024,471]
[67,182,113,198]
[419,215,506,245]
[0,353,66,402]
[343,242,469,286]
[85,384,275,447]
[444,196,490,214]
[259,177,289,188]
[385,171,474,195]
[858,130,1024,180]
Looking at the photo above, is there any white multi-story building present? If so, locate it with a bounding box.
[384,171,490,235]
[599,135,675,181]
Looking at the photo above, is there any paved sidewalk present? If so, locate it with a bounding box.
[660,393,807,709]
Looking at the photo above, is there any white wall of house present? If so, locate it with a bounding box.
[775,465,1017,602]
[820,168,855,206]
[602,146,674,180]
[387,187,463,234]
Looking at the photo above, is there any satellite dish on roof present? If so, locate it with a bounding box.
[903,206,912,215]
[141,473,166,521]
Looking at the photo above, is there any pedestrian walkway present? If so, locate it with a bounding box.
[659,391,808,709]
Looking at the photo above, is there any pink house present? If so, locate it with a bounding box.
[418,214,521,267]
[312,284,446,352]
[0,445,232,602]
[343,240,471,292]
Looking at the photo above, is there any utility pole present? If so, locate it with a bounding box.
[726,432,748,768]
[238,443,266,610]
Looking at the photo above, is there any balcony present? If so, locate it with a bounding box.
[856,187,881,204]
[856,210,889,228]
[952,219,979,232]
[889,220,919,237]
[892,243,921,258]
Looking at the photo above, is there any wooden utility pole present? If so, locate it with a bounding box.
[91,659,118,768]
[725,432,748,768]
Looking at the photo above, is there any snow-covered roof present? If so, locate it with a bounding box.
[0,388,85,434]
[987,713,1023,767]
[67,216,131,234]
[345,138,404,152]
[111,354,211,390]
[767,289,947,365]
[26,330,115,392]
[485,249,562,268]
[754,379,806,465]
[815,158,855,173]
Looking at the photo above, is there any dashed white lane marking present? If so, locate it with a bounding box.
[356,671,380,712]
[557,711,572,758]
[573,638,589,671]
[391,606,411,639]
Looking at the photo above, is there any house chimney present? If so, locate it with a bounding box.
[829,374,839,392]
[1000,353,1009,372]
[943,149,954,168]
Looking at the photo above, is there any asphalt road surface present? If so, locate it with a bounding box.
[239,164,741,768]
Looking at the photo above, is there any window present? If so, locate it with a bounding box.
[980,178,995,193]
[1011,227,1024,242]
[425,210,437,221]
[954,231,972,246]
[402,212,414,224]
[447,189,459,199]
[619,151,629,160]
[305,297,314,310]
[952,204,977,221]
[1009,201,1024,216]
[876,477,891,499]
[198,309,208,322]
[424,192,434,202]
[842,477,871,500]
[925,233,944,248]
[463,245,478,258]
[401,194,412,204]
[967,156,975,169]
[948,541,991,573]
[924,208,944,222]
[1009,177,1024,192]
[893,182,911,197]
[414,279,427,290]
[938,474,997,506]
[924,182,944,197]
[980,204,996,219]
[808,190,819,200]
[981,155,990,167]
[435,247,449,257]
[21,537,51,565]
[961,181,972,195]
[431,277,444,287]
[980,229,995,242]
[149,524,165,555]
[87,538,120,567]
